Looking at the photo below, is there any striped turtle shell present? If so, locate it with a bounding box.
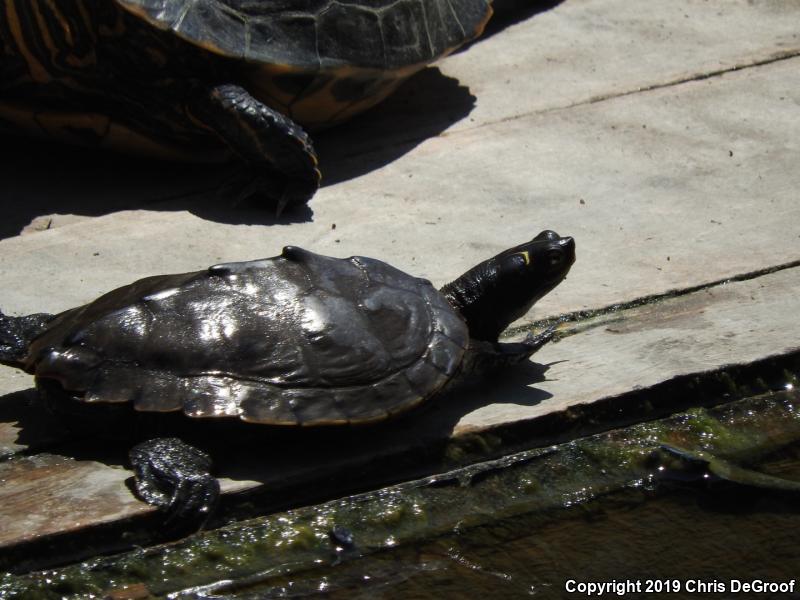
[24,246,469,426]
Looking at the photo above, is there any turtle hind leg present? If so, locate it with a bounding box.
[0,311,53,367]
[129,437,220,528]
[190,84,321,214]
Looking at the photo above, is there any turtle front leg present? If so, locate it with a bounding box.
[189,84,321,214]
[464,326,557,376]
[129,437,220,526]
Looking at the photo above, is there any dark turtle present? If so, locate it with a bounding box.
[0,0,494,211]
[0,231,575,520]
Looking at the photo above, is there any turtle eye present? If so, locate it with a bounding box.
[547,250,563,267]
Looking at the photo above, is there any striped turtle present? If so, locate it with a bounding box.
[0,231,575,519]
[0,0,494,211]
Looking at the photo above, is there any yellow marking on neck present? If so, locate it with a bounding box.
[518,250,532,265]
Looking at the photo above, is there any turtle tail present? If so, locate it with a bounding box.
[0,310,53,368]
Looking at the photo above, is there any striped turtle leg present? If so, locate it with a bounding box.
[190,84,321,214]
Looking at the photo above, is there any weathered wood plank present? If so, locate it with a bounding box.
[0,0,797,330]
[1,265,798,557]
[455,265,800,432]
[456,0,800,129]
[4,0,798,231]
[1,55,797,323]
[0,0,799,564]
[333,0,800,155]
[0,454,148,547]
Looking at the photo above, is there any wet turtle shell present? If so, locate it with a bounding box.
[24,246,469,426]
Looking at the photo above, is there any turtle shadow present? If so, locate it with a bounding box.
[318,0,570,188]
[479,0,566,41]
[0,388,37,423]
[314,67,476,186]
[0,67,471,239]
[216,361,556,521]
[202,359,555,519]
[0,386,144,468]
[425,360,554,423]
[0,388,78,452]
[0,137,315,241]
[1,358,554,492]
[0,361,555,569]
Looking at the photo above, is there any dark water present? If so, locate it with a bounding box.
[308,487,800,599]
[227,453,800,599]
[4,389,800,599]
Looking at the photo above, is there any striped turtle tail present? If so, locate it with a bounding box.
[0,310,53,367]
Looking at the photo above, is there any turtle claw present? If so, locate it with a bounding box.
[274,192,291,218]
[215,169,270,205]
[217,169,312,216]
[167,472,220,525]
[463,326,559,376]
[497,326,557,365]
[129,437,220,527]
[522,325,558,352]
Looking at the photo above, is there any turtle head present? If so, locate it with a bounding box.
[440,231,575,343]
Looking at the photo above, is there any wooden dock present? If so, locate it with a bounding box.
[1,0,799,571]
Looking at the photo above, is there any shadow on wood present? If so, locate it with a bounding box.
[315,67,477,186]
[0,67,476,237]
[0,361,552,573]
[0,135,316,240]
[482,0,566,40]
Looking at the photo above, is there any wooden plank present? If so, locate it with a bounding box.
[1,55,798,322]
[329,0,800,155]
[3,0,798,226]
[455,265,800,432]
[0,0,799,565]
[0,0,797,329]
[0,454,148,547]
[454,0,800,130]
[1,265,798,557]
